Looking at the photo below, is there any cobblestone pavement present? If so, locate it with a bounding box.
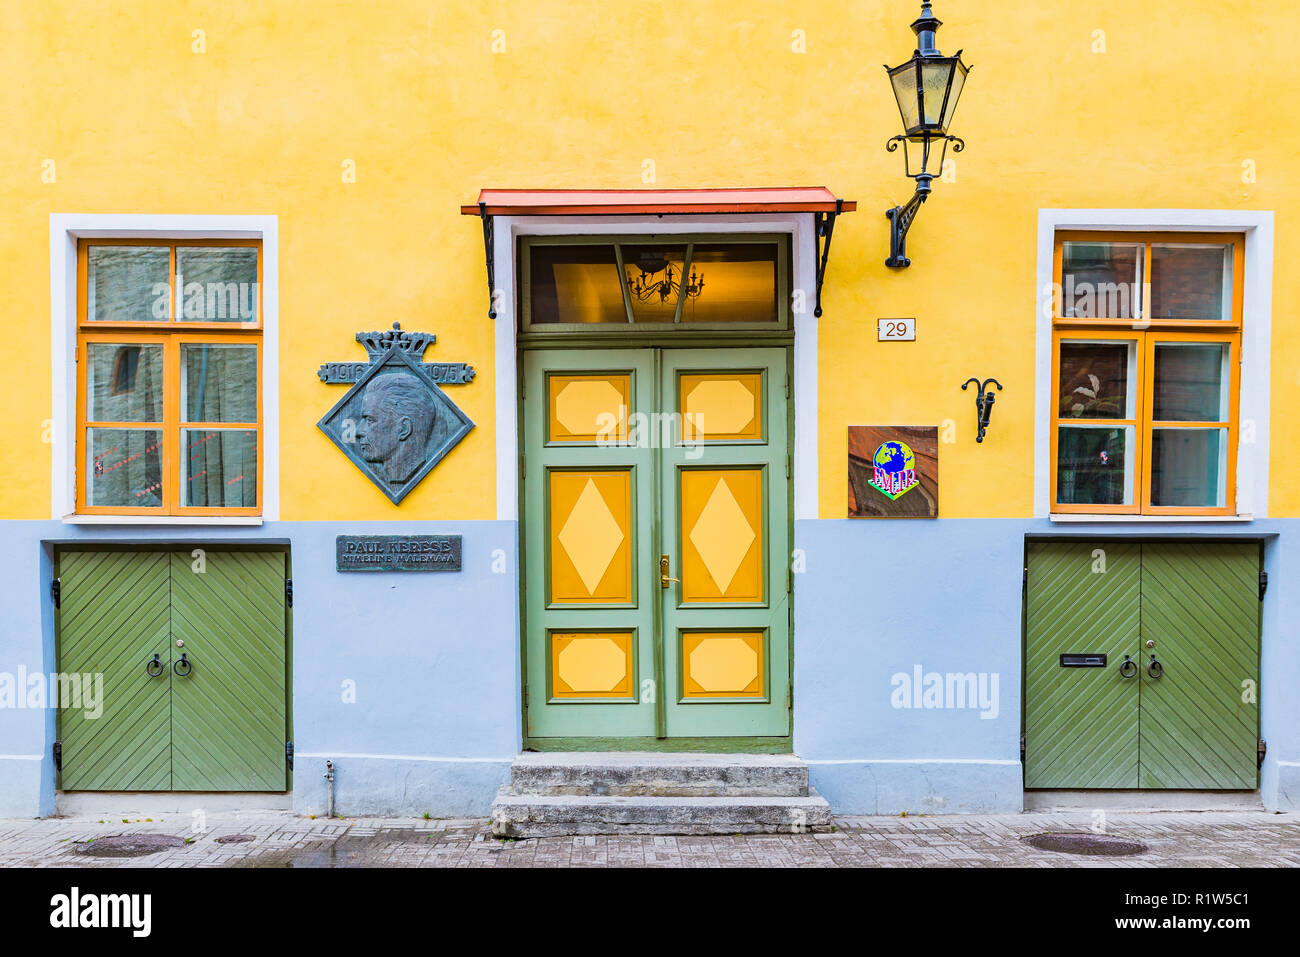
[1,810,1297,867]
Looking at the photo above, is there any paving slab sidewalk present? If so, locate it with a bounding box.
[1,810,1296,868]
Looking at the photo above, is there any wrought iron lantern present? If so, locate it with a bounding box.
[884,2,971,267]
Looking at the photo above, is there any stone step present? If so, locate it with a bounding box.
[490,787,832,838]
[509,752,809,797]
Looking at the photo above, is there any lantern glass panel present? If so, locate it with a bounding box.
[889,63,921,131]
[919,60,956,128]
[941,61,968,130]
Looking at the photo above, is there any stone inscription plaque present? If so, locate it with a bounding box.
[336,534,463,572]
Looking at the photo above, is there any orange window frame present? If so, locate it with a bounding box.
[1051,232,1244,516]
[76,239,263,516]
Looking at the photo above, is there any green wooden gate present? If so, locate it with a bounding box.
[1024,540,1260,789]
[56,547,289,791]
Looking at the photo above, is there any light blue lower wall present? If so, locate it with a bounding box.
[0,521,519,819]
[793,518,1300,814]
[3,517,1297,818]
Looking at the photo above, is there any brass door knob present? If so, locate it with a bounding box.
[1145,639,1155,649]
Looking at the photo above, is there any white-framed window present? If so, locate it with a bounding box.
[1034,210,1272,521]
[50,215,279,524]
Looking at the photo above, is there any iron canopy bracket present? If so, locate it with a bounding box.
[478,202,497,319]
[813,198,845,318]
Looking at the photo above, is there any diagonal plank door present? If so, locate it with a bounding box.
[57,549,173,790]
[169,550,288,790]
[1138,542,1260,789]
[1024,541,1141,788]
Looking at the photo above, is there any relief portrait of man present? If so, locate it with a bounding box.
[355,373,441,485]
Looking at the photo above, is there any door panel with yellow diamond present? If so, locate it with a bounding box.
[523,348,790,744]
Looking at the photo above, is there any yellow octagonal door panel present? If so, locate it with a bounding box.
[682,632,764,698]
[552,632,635,698]
[680,372,762,441]
[681,468,763,602]
[548,374,631,442]
[550,470,633,603]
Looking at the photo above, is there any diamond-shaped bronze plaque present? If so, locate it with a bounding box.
[318,341,474,505]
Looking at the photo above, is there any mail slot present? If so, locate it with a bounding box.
[1060,654,1107,668]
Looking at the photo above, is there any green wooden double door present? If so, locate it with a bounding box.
[56,548,289,791]
[1025,541,1260,789]
[522,348,791,746]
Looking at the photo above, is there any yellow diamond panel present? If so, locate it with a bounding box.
[552,631,635,698]
[680,373,762,442]
[681,468,763,602]
[550,470,633,603]
[682,632,764,698]
[548,374,631,442]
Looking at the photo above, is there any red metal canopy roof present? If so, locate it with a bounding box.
[460,187,856,216]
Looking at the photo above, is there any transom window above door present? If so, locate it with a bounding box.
[76,239,262,516]
[1051,232,1243,515]
[521,235,789,331]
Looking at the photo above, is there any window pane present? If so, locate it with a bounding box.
[1150,244,1231,321]
[87,428,163,507]
[528,244,627,324]
[184,429,257,507]
[87,247,169,322]
[176,247,259,322]
[183,344,257,422]
[1058,341,1131,419]
[87,343,163,422]
[1150,428,1227,508]
[622,244,689,322]
[1057,426,1132,506]
[678,243,778,323]
[1153,343,1228,421]
[1060,242,1142,319]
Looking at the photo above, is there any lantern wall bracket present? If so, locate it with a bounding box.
[813,198,844,318]
[885,134,964,268]
[477,201,497,319]
[961,377,1002,444]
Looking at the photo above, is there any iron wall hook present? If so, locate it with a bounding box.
[961,377,1002,443]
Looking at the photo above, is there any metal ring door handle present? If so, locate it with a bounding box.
[145,654,165,678]
[173,652,193,677]
[1118,655,1137,679]
[1147,654,1163,679]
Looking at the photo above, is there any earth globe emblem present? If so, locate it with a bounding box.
[873,441,915,475]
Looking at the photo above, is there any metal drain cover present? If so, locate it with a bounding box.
[1022,831,1148,856]
[74,834,188,858]
[214,833,256,844]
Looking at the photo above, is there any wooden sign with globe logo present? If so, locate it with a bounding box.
[847,425,938,519]
[869,440,920,500]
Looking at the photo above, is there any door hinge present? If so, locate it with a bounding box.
[285,740,294,770]
[53,740,62,772]
[784,378,790,400]
[51,578,61,608]
[1258,738,1267,768]
[285,579,293,607]
[1259,570,1268,600]
[1019,733,1026,764]
[786,686,792,710]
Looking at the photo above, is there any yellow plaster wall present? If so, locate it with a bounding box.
[2,1,1295,520]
